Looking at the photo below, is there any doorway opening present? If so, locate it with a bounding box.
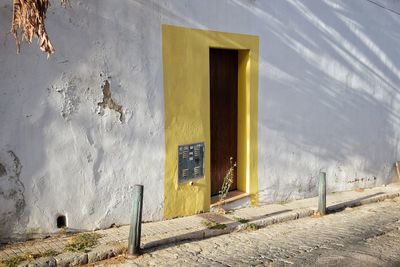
[209,48,238,197]
[162,25,259,218]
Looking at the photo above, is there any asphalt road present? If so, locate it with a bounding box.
[96,197,400,266]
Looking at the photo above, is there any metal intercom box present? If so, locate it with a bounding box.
[178,142,204,183]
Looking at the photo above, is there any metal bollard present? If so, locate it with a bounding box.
[128,184,144,256]
[318,172,326,215]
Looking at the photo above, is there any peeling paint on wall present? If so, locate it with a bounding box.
[0,150,25,241]
[55,80,80,120]
[97,80,124,122]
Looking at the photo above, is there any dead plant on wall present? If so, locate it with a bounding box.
[11,0,69,57]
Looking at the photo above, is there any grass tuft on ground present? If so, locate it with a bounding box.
[202,220,227,230]
[64,232,100,252]
[234,217,249,224]
[1,255,28,267]
[242,223,257,231]
[1,250,60,267]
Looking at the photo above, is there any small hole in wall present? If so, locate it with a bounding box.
[57,215,67,228]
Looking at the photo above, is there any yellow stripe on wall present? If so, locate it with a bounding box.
[162,25,259,219]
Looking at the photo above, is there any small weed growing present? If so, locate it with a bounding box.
[64,232,100,252]
[218,158,236,205]
[1,255,28,267]
[0,250,60,267]
[243,223,257,231]
[202,220,226,230]
[234,217,249,224]
[30,250,60,259]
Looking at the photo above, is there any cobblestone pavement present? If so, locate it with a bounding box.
[2,185,400,266]
[98,197,400,266]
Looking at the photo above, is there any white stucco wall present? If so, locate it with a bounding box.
[1,0,399,241]
[256,0,400,202]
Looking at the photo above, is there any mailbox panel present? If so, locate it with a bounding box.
[178,142,205,183]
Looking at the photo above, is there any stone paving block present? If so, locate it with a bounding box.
[87,244,125,263]
[5,250,15,258]
[0,251,7,260]
[17,260,31,267]
[48,243,60,251]
[203,227,231,239]
[54,252,88,267]
[27,256,56,267]
[16,257,56,267]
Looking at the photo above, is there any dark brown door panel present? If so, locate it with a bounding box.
[210,48,238,196]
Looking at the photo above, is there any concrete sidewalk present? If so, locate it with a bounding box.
[1,183,400,266]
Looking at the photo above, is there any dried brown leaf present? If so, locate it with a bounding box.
[11,0,67,57]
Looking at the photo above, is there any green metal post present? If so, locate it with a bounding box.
[128,184,143,256]
[318,172,326,215]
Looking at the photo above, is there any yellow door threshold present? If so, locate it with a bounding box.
[210,190,249,208]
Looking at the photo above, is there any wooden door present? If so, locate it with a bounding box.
[210,48,238,196]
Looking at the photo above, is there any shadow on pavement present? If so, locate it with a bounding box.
[327,192,384,213]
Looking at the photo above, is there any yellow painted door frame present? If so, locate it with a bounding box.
[162,25,259,219]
